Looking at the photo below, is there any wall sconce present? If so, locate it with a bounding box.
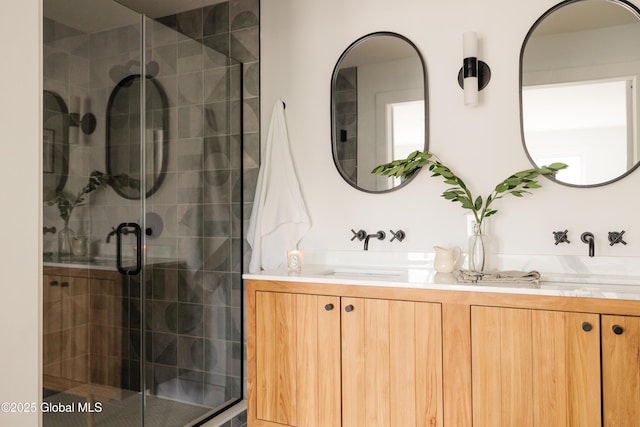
[68,96,96,144]
[457,31,491,106]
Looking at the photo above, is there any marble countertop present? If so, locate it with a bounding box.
[243,264,640,301]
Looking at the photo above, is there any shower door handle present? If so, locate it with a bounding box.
[116,222,142,276]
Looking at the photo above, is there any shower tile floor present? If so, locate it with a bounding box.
[42,389,217,427]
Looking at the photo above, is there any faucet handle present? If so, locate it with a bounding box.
[553,230,570,245]
[608,230,627,246]
[43,226,57,235]
[350,229,367,241]
[390,229,406,242]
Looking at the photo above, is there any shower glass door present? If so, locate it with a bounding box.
[42,1,243,425]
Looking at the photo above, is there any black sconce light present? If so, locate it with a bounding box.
[457,31,491,106]
[68,96,96,144]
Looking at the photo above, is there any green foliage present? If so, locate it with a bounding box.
[372,150,568,227]
[47,171,140,223]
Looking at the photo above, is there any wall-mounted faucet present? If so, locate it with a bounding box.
[350,228,386,251]
[581,232,595,257]
[106,226,131,243]
[364,231,386,251]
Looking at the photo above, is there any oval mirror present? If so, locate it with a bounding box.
[521,0,640,187]
[107,74,169,199]
[43,90,69,201]
[331,32,428,193]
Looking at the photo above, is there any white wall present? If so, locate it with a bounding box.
[0,0,41,425]
[261,0,640,259]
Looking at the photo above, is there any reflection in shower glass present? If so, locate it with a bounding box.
[42,0,250,425]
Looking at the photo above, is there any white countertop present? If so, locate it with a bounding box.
[43,256,180,271]
[243,264,640,301]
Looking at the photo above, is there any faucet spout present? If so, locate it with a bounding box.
[106,227,117,243]
[363,230,386,251]
[581,232,595,257]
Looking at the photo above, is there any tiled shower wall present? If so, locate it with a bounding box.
[43,0,259,420]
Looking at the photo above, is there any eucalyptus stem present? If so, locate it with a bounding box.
[372,150,567,227]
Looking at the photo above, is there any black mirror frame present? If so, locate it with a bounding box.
[43,90,69,199]
[330,31,429,193]
[106,74,169,199]
[519,0,640,188]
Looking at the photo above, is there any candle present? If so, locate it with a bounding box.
[287,250,302,272]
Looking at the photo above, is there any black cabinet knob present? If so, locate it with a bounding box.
[344,304,354,313]
[49,281,59,286]
[612,325,624,335]
[325,303,334,311]
[582,322,592,332]
[60,281,69,288]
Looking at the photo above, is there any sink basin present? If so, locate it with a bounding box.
[319,267,403,279]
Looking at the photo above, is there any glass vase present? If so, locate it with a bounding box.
[468,223,490,272]
[58,222,75,256]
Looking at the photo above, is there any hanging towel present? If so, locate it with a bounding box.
[247,99,311,272]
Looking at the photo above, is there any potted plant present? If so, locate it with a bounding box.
[372,150,567,271]
[48,171,138,256]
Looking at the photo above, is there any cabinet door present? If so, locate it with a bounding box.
[341,298,443,427]
[602,315,640,426]
[471,306,600,427]
[255,291,341,427]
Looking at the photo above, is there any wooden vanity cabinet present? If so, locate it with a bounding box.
[601,315,640,426]
[43,266,124,397]
[247,280,640,427]
[249,288,443,427]
[471,307,640,427]
[471,306,601,426]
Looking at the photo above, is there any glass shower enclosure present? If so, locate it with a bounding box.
[42,0,244,425]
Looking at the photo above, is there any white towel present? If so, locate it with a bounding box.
[247,99,311,272]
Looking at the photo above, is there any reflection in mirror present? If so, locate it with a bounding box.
[331,32,428,193]
[521,0,640,187]
[106,74,168,199]
[43,90,69,201]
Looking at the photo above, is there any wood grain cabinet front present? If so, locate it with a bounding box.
[247,280,640,427]
[248,290,443,427]
[601,315,640,426]
[471,307,640,427]
[43,266,124,397]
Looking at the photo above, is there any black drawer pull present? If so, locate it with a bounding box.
[612,325,624,335]
[49,281,59,286]
[325,303,334,311]
[345,304,354,313]
[582,322,592,332]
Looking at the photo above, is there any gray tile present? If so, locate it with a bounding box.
[204,67,230,103]
[230,0,259,30]
[202,34,230,66]
[244,62,259,97]
[203,237,231,271]
[230,27,258,63]
[177,303,204,336]
[204,101,231,136]
[204,135,231,170]
[178,71,204,106]
[178,40,204,74]
[204,204,231,237]
[203,2,230,36]
[178,105,204,138]
[152,332,178,365]
[176,8,203,40]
